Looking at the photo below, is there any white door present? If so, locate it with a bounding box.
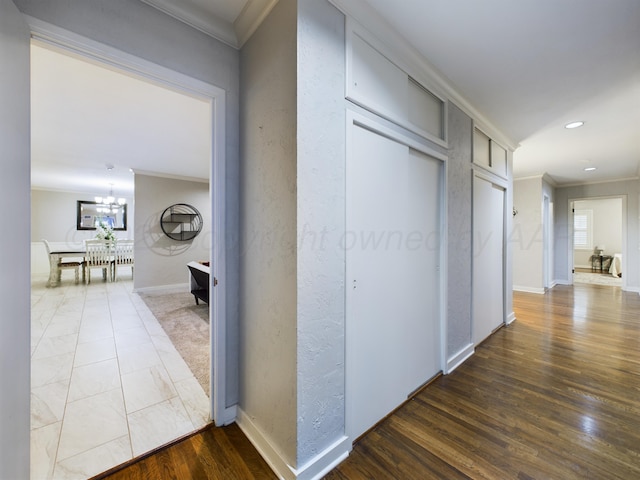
[0,1,31,478]
[346,122,441,441]
[472,175,505,345]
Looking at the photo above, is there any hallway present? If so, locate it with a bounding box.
[326,283,640,479]
[101,283,640,479]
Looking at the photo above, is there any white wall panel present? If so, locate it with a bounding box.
[347,28,445,144]
[346,118,442,441]
[473,175,505,344]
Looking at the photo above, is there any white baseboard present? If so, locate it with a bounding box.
[506,312,516,325]
[513,285,545,294]
[133,282,188,294]
[236,408,350,480]
[446,343,474,374]
[554,279,571,286]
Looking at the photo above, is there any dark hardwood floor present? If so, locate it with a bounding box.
[99,283,640,479]
[93,422,277,480]
[327,284,640,479]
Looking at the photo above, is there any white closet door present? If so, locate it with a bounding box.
[346,123,441,441]
[472,175,505,345]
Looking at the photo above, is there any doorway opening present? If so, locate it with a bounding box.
[28,24,227,478]
[570,197,624,288]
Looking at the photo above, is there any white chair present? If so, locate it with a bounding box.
[42,239,84,285]
[112,239,134,281]
[84,239,114,283]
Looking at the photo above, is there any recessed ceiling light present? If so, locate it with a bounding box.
[565,121,584,129]
[584,167,597,171]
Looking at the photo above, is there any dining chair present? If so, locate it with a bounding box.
[42,239,84,285]
[112,239,134,281]
[84,239,114,283]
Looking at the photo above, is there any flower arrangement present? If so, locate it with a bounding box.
[96,221,116,242]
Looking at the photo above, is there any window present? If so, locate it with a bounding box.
[573,209,593,249]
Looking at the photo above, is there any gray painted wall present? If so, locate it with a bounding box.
[554,179,639,290]
[513,177,544,290]
[239,0,298,466]
[296,0,346,464]
[0,1,31,477]
[446,103,473,356]
[134,174,210,290]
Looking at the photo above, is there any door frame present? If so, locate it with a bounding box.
[471,168,508,345]
[567,195,627,290]
[543,194,552,289]
[24,16,233,425]
[345,110,448,441]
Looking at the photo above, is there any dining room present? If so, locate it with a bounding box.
[30,182,212,479]
[28,40,216,476]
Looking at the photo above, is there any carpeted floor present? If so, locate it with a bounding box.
[139,291,210,395]
[573,271,622,287]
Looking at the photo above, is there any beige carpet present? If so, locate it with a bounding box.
[139,291,210,395]
[573,271,622,287]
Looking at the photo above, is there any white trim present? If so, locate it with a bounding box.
[330,0,518,151]
[472,164,509,190]
[211,90,232,425]
[236,409,350,480]
[139,0,278,49]
[349,112,448,163]
[568,194,628,291]
[139,0,236,47]
[131,169,208,184]
[27,17,223,101]
[506,312,517,325]
[512,286,545,294]
[446,343,474,374]
[440,136,449,378]
[557,175,639,189]
[25,17,231,425]
[234,0,280,48]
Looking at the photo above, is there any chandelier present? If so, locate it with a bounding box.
[95,183,125,213]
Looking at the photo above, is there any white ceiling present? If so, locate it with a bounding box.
[359,0,640,185]
[31,0,640,195]
[31,42,211,196]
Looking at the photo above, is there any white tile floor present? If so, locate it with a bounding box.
[30,272,210,479]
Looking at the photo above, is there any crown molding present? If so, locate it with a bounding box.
[234,0,279,47]
[132,169,209,184]
[329,0,519,151]
[140,0,237,47]
[140,0,278,49]
[557,176,639,189]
